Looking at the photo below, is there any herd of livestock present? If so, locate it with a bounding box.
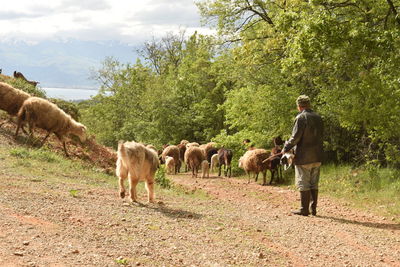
[0,79,291,203]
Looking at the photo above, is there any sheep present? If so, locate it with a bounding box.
[165,155,175,174]
[116,141,158,203]
[161,145,180,174]
[177,143,187,172]
[201,159,209,178]
[15,97,87,157]
[186,142,199,148]
[184,146,205,178]
[210,153,219,173]
[180,139,189,146]
[217,148,233,177]
[13,71,39,87]
[239,149,278,185]
[0,82,31,127]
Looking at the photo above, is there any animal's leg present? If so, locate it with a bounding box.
[218,165,222,177]
[228,165,231,178]
[119,172,128,198]
[262,171,267,186]
[54,133,68,157]
[40,132,52,146]
[129,176,139,202]
[145,178,155,203]
[255,172,259,182]
[269,170,275,185]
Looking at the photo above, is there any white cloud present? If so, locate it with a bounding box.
[0,0,210,44]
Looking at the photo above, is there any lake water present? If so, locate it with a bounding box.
[43,87,99,101]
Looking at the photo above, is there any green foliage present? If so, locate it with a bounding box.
[155,165,171,189]
[10,147,62,163]
[320,164,400,217]
[79,1,400,168]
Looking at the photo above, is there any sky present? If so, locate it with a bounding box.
[0,0,212,88]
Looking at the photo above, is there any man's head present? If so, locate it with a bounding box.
[296,95,311,111]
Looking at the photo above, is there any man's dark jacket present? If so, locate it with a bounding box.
[283,109,323,165]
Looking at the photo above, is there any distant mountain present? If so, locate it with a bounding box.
[0,40,139,88]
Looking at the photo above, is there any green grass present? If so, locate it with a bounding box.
[320,164,400,220]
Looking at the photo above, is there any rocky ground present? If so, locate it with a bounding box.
[0,124,399,267]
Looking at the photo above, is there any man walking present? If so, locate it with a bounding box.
[282,95,323,216]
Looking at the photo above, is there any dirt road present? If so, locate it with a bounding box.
[0,130,399,266]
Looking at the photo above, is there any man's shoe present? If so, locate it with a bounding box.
[292,190,310,216]
[310,189,318,216]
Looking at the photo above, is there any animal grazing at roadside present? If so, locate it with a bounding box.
[116,141,158,203]
[13,71,39,87]
[184,146,205,178]
[15,97,87,157]
[217,148,233,177]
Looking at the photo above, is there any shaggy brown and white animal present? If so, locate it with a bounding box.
[15,97,87,156]
[161,145,180,174]
[116,141,158,203]
[201,159,209,178]
[0,82,31,126]
[239,148,278,185]
[184,146,205,178]
[13,71,39,87]
[165,156,175,174]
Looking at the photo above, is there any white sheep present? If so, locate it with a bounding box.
[165,156,175,174]
[116,141,158,203]
[161,145,180,174]
[210,153,219,173]
[201,159,209,178]
[15,97,87,157]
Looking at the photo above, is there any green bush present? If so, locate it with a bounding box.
[155,165,171,189]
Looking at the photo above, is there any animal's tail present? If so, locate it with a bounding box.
[17,105,27,121]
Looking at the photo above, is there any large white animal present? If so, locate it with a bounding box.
[116,141,159,203]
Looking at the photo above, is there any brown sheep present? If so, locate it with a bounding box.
[0,82,31,127]
[13,71,39,87]
[116,141,158,203]
[15,97,87,157]
[239,149,278,185]
[184,146,205,178]
[161,145,180,174]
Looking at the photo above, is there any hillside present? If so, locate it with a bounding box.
[0,124,400,267]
